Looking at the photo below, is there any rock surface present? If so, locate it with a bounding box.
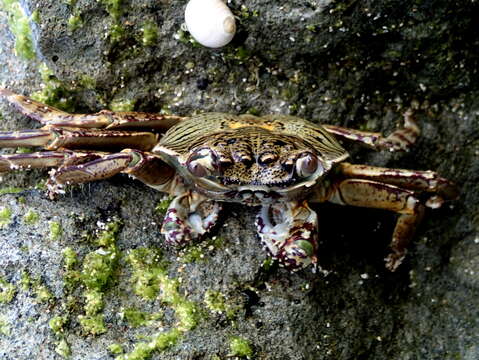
[0,0,478,359]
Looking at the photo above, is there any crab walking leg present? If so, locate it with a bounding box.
[45,149,175,198]
[323,109,420,151]
[0,88,185,131]
[0,151,93,172]
[161,192,222,247]
[337,162,459,202]
[321,179,425,271]
[0,127,158,152]
[255,200,319,271]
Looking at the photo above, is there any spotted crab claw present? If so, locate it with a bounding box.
[256,200,319,271]
[161,191,222,247]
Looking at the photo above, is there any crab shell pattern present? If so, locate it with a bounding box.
[0,89,458,271]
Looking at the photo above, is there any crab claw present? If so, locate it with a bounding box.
[161,192,222,246]
[256,200,319,271]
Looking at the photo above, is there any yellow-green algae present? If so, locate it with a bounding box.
[49,316,68,335]
[109,98,136,112]
[54,338,72,358]
[0,315,10,336]
[141,21,158,46]
[78,220,121,335]
[0,187,23,195]
[119,247,201,359]
[229,336,253,358]
[19,270,53,302]
[23,209,39,224]
[108,343,124,355]
[49,221,62,240]
[121,307,162,328]
[0,277,16,303]
[0,0,36,59]
[68,14,82,31]
[31,63,78,112]
[154,197,173,215]
[0,207,12,228]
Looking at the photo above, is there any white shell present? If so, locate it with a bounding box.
[184,0,236,48]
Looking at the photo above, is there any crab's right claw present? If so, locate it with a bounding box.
[161,192,222,247]
[256,200,319,271]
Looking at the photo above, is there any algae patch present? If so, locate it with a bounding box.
[0,0,36,59]
[0,277,16,303]
[229,336,253,358]
[0,207,12,228]
[0,315,11,336]
[23,209,39,224]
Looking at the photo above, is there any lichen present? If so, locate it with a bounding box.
[229,336,253,358]
[0,277,16,303]
[0,207,12,228]
[0,0,36,59]
[23,209,39,224]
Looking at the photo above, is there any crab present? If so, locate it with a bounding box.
[0,88,458,271]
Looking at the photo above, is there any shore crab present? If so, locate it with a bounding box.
[0,89,458,271]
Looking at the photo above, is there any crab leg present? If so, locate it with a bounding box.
[318,178,425,271]
[337,162,459,202]
[0,127,158,151]
[255,200,319,271]
[45,149,175,197]
[323,109,420,151]
[0,88,185,131]
[0,151,92,172]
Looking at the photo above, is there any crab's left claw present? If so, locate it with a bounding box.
[161,192,222,247]
[256,200,319,271]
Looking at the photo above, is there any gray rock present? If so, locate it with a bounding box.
[0,0,478,359]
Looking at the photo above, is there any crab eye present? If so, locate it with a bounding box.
[186,148,217,177]
[295,153,321,178]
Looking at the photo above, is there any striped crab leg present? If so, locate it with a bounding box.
[323,109,420,151]
[313,164,458,271]
[0,88,186,131]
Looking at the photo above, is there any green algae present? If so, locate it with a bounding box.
[100,0,122,21]
[1,0,36,60]
[229,336,253,358]
[116,328,181,360]
[154,197,173,215]
[109,98,136,112]
[79,220,121,334]
[78,314,107,335]
[31,63,78,112]
[49,316,68,335]
[19,270,53,302]
[0,277,16,303]
[0,187,23,195]
[141,21,158,46]
[121,307,162,328]
[0,207,12,228]
[23,209,39,224]
[0,315,10,336]
[68,14,82,31]
[54,338,71,358]
[49,221,62,240]
[108,343,124,355]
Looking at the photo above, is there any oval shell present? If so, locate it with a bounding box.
[184,0,236,48]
